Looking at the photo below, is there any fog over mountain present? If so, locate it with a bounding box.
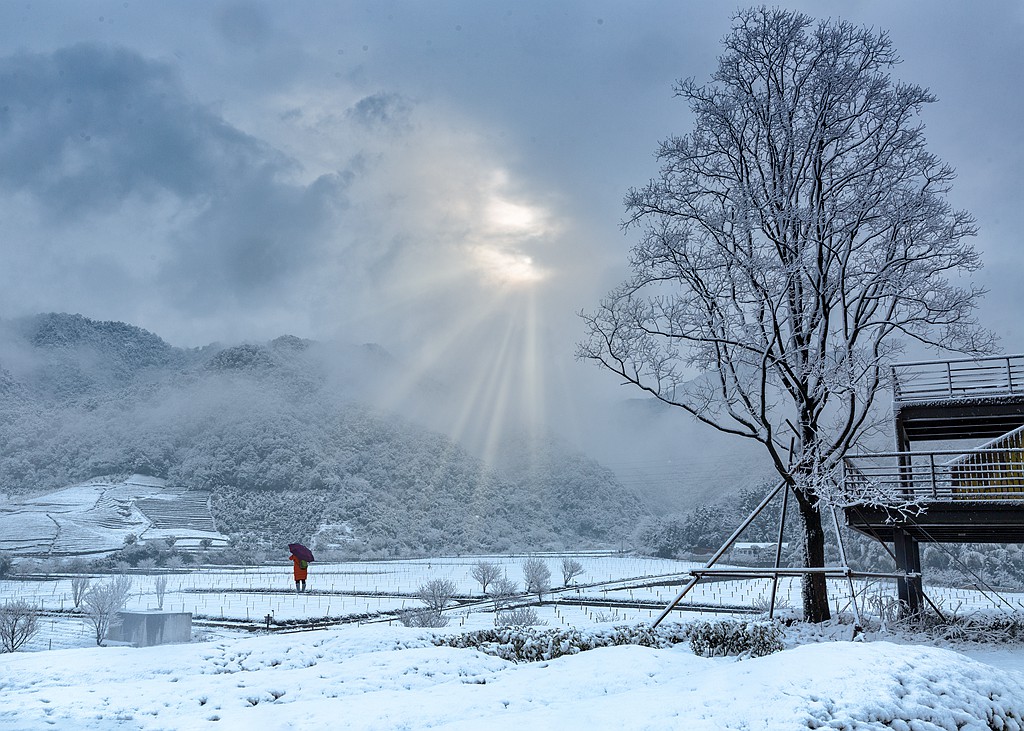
[0,313,673,554]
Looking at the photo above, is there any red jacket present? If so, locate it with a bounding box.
[289,554,308,580]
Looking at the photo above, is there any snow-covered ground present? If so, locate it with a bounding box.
[1,622,1022,730]
[2,556,1023,729]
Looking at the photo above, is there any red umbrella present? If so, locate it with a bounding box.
[288,542,315,562]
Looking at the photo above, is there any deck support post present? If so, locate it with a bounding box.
[892,527,922,615]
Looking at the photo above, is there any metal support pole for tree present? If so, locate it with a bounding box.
[767,484,790,620]
[652,481,786,628]
[830,505,862,629]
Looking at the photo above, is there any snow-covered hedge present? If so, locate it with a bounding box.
[436,622,696,663]
[687,618,784,658]
[436,620,786,664]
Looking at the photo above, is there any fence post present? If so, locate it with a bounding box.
[929,453,937,499]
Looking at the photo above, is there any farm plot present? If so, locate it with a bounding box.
[3,554,1023,653]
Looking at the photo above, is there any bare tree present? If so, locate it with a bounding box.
[470,560,502,594]
[579,7,993,623]
[416,578,458,615]
[561,558,585,586]
[521,558,551,602]
[0,600,39,652]
[71,575,91,609]
[489,577,519,611]
[154,575,168,610]
[83,575,133,646]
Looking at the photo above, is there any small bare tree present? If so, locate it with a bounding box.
[0,600,39,652]
[470,560,502,594]
[71,575,91,609]
[561,558,585,586]
[398,608,449,628]
[417,578,458,615]
[579,7,993,623]
[154,575,168,610]
[490,577,519,611]
[83,575,133,646]
[521,558,551,602]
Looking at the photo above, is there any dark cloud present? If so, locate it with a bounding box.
[0,43,358,317]
[216,2,274,49]
[163,171,350,309]
[347,92,414,133]
[0,44,289,219]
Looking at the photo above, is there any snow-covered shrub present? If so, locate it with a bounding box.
[751,593,791,614]
[561,558,585,586]
[435,622,691,663]
[688,619,783,658]
[928,612,1024,644]
[496,607,544,627]
[398,608,449,628]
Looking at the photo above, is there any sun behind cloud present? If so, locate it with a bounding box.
[470,245,547,287]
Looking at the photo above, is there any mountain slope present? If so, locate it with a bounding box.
[0,313,649,555]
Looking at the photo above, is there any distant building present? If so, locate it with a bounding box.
[731,542,787,557]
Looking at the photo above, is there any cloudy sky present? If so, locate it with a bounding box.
[1,1,1022,473]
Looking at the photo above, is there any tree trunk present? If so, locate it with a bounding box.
[794,488,831,623]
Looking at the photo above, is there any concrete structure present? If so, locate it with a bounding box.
[109,610,192,647]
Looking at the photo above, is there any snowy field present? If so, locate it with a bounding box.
[2,555,1024,729]
[3,554,1022,636]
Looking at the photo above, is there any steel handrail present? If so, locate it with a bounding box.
[844,448,1024,502]
[892,354,1024,402]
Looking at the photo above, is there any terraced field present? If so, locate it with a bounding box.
[0,475,227,557]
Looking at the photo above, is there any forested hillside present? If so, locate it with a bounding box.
[0,313,648,555]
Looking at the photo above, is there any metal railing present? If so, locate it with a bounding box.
[892,354,1024,402]
[843,448,1024,502]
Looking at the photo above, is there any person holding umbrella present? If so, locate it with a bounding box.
[288,543,314,592]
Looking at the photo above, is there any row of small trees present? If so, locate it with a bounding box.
[402,557,586,628]
[472,557,585,599]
